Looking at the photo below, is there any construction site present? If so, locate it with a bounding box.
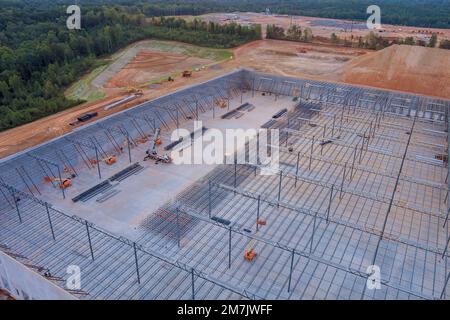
[0,68,449,300]
[201,12,450,43]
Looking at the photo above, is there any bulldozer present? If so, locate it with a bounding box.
[182,70,192,78]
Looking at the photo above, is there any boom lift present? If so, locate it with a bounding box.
[244,218,267,262]
[144,128,172,164]
[44,176,73,189]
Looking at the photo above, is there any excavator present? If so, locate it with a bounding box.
[144,128,172,164]
[244,218,267,262]
[44,176,73,189]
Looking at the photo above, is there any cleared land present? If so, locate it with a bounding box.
[228,39,367,80]
[341,44,450,98]
[201,12,450,43]
[66,40,232,100]
[107,51,211,87]
[1,30,449,159]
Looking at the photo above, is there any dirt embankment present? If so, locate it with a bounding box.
[341,44,450,99]
[108,51,212,87]
[230,39,368,80]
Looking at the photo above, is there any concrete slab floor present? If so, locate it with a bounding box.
[38,92,297,239]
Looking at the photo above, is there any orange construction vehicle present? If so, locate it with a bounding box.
[244,218,268,262]
[104,155,117,165]
[44,177,72,189]
[127,86,143,96]
[90,155,117,166]
[245,248,258,262]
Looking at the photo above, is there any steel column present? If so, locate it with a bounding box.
[133,242,141,284]
[85,221,94,261]
[45,203,56,240]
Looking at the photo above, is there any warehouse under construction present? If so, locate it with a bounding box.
[0,69,449,300]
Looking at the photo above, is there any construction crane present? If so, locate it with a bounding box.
[44,176,73,189]
[244,218,267,262]
[144,128,172,164]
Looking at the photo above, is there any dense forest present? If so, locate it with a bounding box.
[0,2,260,131]
[5,0,450,28]
[152,0,450,29]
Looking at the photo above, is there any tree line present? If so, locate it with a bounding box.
[267,24,313,42]
[132,0,450,29]
[9,0,450,29]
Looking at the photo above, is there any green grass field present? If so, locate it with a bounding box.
[64,60,108,103]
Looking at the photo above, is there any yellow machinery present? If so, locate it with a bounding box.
[127,86,143,96]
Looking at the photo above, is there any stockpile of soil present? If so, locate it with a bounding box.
[342,45,450,99]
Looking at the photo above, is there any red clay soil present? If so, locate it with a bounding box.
[0,40,448,159]
[0,91,141,157]
[107,50,211,88]
[341,44,450,99]
[230,39,368,80]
